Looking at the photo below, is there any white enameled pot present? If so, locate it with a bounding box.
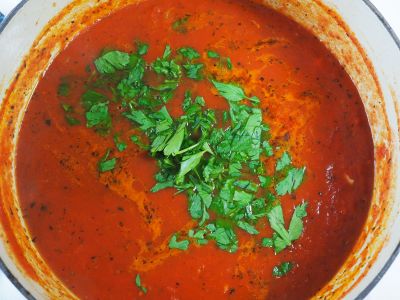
[0,1,399,299]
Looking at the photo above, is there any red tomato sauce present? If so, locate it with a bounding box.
[16,0,374,299]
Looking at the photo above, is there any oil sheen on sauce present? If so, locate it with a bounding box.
[16,0,374,299]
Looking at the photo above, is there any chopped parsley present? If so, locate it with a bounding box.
[114,134,127,152]
[169,234,190,250]
[61,103,80,126]
[98,149,117,173]
[66,41,309,278]
[152,45,182,80]
[65,115,81,126]
[211,80,258,103]
[179,47,200,60]
[172,15,190,33]
[86,102,112,134]
[136,40,149,56]
[94,50,130,74]
[58,80,70,97]
[135,274,147,294]
[183,63,204,80]
[266,202,308,253]
[272,262,293,278]
[207,50,220,58]
[276,167,306,196]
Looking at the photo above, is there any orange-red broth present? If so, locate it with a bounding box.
[17,0,374,299]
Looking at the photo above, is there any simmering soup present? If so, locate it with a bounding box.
[16,0,374,299]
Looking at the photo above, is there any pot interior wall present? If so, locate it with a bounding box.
[0,0,399,299]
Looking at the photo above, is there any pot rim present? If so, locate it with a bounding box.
[0,0,399,299]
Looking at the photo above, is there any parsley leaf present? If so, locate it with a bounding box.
[267,205,291,247]
[226,57,233,70]
[259,175,272,188]
[288,202,308,241]
[263,140,274,157]
[262,237,274,248]
[276,167,306,196]
[237,220,259,235]
[211,80,247,102]
[183,63,204,80]
[276,151,291,171]
[176,150,207,183]
[65,116,81,126]
[152,46,182,79]
[267,202,308,253]
[58,80,70,97]
[81,90,107,111]
[163,122,185,156]
[114,135,127,152]
[169,234,190,250]
[94,50,130,74]
[207,50,220,58]
[208,223,238,253]
[124,109,155,131]
[211,80,259,105]
[136,40,149,56]
[98,149,117,173]
[272,262,293,278]
[135,274,148,294]
[86,102,111,131]
[179,47,200,60]
[86,102,112,133]
[172,16,190,33]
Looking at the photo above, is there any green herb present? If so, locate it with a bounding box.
[86,102,112,134]
[135,274,148,294]
[136,40,149,56]
[58,81,70,97]
[152,45,182,79]
[259,175,272,188]
[276,152,291,171]
[188,229,208,245]
[94,50,130,74]
[208,223,238,253]
[130,135,149,150]
[172,16,190,33]
[176,150,207,183]
[179,47,200,60]
[207,50,220,58]
[65,115,81,126]
[272,262,293,278]
[211,80,247,102]
[114,135,127,152]
[226,57,233,70]
[263,141,274,157]
[73,42,309,275]
[275,167,306,196]
[288,202,308,241]
[237,220,259,235]
[266,202,308,253]
[163,122,185,156]
[98,149,117,173]
[81,90,108,111]
[61,103,81,126]
[169,234,190,250]
[125,110,155,131]
[183,63,204,80]
[61,103,73,112]
[261,237,274,248]
[211,80,258,104]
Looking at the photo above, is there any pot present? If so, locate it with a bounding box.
[0,0,399,299]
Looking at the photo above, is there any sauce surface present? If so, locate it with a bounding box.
[16,0,374,299]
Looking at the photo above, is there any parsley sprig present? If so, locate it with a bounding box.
[60,41,309,279]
